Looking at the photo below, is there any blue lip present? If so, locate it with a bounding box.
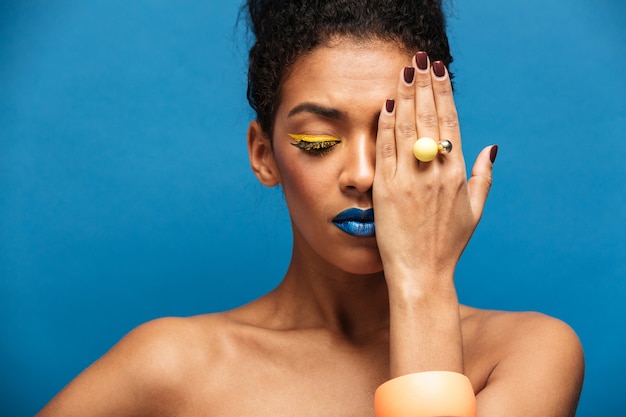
[333,208,375,237]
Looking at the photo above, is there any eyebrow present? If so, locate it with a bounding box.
[287,102,345,120]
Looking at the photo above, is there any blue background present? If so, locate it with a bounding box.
[1,1,624,416]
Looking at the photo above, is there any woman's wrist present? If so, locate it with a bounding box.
[388,294,463,374]
[384,266,457,302]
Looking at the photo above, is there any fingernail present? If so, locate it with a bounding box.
[432,61,446,78]
[490,145,499,163]
[416,51,428,71]
[385,99,395,113]
[403,66,415,84]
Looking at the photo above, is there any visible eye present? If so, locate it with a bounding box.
[289,134,341,156]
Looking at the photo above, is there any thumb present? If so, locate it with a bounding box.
[467,145,498,221]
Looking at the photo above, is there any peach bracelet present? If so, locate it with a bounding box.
[374,371,476,417]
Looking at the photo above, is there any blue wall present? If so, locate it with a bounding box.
[1,1,624,415]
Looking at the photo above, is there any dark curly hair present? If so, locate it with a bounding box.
[244,0,453,138]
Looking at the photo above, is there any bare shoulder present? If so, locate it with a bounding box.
[36,314,231,417]
[117,314,226,360]
[461,306,584,417]
[462,306,583,352]
[109,315,226,379]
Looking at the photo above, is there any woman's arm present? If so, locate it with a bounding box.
[36,318,191,417]
[373,52,583,416]
[374,52,490,376]
[475,312,584,416]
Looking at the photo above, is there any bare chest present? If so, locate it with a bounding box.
[171,315,500,416]
[181,337,388,417]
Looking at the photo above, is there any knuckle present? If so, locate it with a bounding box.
[396,121,416,138]
[379,143,396,158]
[438,111,458,128]
[436,84,453,98]
[378,118,395,131]
[420,177,437,191]
[446,164,465,180]
[481,174,493,189]
[416,78,432,89]
[397,90,414,101]
[417,112,437,128]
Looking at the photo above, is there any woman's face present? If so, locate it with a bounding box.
[266,38,412,275]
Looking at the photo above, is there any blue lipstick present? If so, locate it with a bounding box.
[332,208,375,238]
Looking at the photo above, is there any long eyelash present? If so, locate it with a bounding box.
[289,134,340,156]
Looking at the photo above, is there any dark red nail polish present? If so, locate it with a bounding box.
[432,61,446,78]
[385,99,395,113]
[403,67,415,83]
[490,145,499,163]
[416,51,428,70]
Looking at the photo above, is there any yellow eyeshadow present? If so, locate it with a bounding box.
[288,133,340,156]
[288,133,338,142]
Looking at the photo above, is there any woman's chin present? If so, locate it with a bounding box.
[333,255,384,277]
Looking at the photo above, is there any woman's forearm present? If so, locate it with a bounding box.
[386,269,464,377]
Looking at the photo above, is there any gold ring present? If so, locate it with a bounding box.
[413,137,453,162]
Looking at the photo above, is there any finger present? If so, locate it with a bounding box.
[376,99,398,179]
[467,145,498,222]
[394,65,419,171]
[431,60,463,165]
[413,52,439,151]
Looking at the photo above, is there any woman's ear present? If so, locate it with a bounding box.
[248,120,281,187]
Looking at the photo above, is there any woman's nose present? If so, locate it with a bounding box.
[339,134,375,194]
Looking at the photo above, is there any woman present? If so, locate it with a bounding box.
[37,0,584,415]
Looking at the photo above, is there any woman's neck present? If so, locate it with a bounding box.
[257,243,391,344]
